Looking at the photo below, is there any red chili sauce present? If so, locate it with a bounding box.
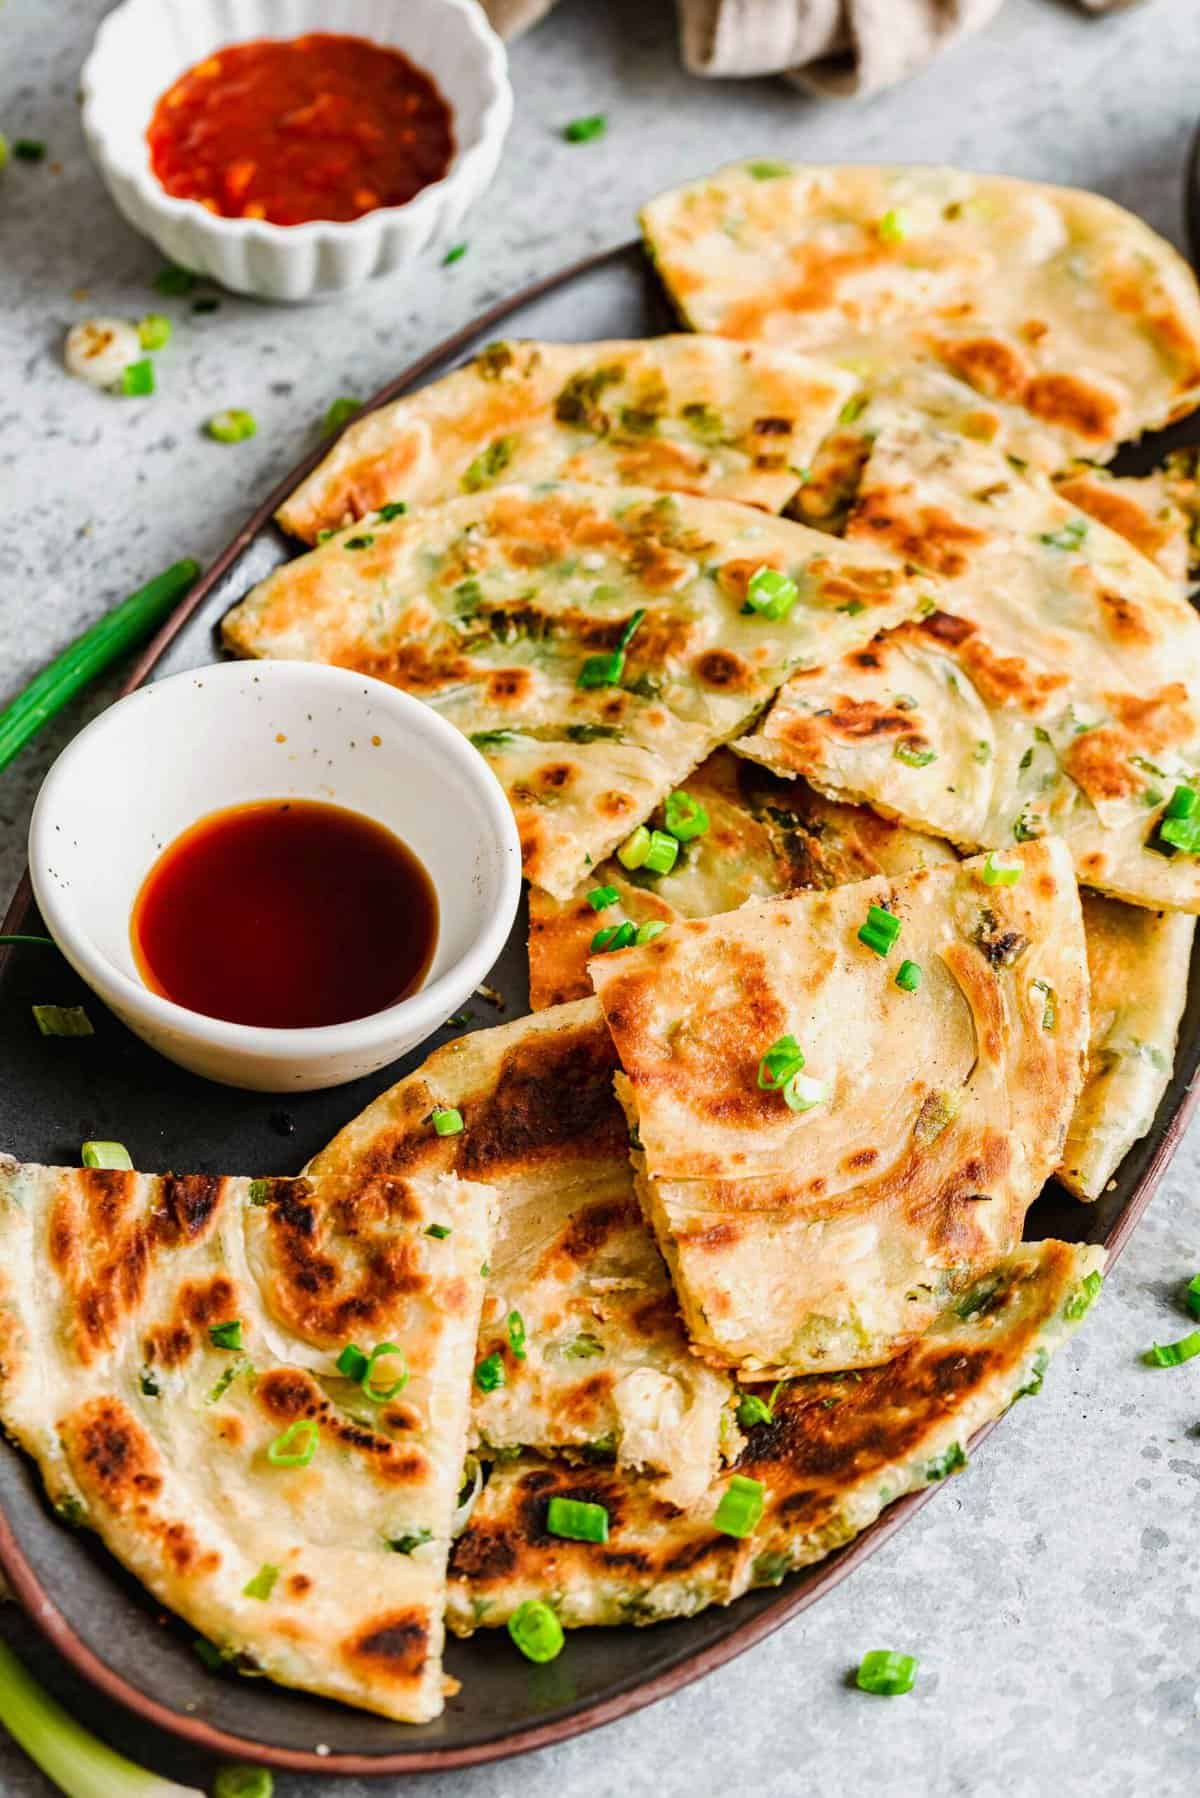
[146,33,455,225]
[131,798,438,1030]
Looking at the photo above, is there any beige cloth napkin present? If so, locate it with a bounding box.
[483,0,1135,99]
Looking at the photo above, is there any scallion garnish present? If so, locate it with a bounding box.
[1038,518,1088,552]
[32,1004,93,1038]
[344,534,375,550]
[894,742,935,768]
[242,1563,279,1601]
[635,919,666,945]
[1186,1274,1200,1320]
[154,263,196,295]
[214,1765,272,1798]
[337,1343,369,1382]
[375,500,408,521]
[137,313,172,350]
[735,1382,787,1428]
[475,1351,506,1392]
[387,1527,433,1555]
[248,1179,271,1206]
[362,1341,409,1401]
[642,830,679,875]
[664,789,710,841]
[758,1036,805,1091]
[14,139,46,161]
[713,1474,765,1539]
[508,1598,564,1662]
[981,849,1021,886]
[577,608,645,689]
[1155,784,1200,855]
[1064,1269,1103,1320]
[877,208,908,243]
[856,1649,918,1696]
[443,242,468,265]
[591,920,637,954]
[587,884,620,911]
[1031,978,1057,1030]
[782,1070,830,1114]
[206,409,257,444]
[209,1320,243,1351]
[1144,1329,1200,1367]
[426,1222,452,1239]
[563,114,607,143]
[81,1140,131,1169]
[743,565,799,621]
[617,825,651,870]
[894,960,922,993]
[266,1419,318,1467]
[323,396,360,434]
[121,358,155,397]
[858,904,901,957]
[546,1496,609,1542]
[507,1310,527,1360]
[430,1106,464,1136]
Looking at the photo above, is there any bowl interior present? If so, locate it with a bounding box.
[85,0,502,197]
[33,662,513,1008]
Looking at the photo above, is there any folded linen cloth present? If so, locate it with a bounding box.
[483,0,1136,99]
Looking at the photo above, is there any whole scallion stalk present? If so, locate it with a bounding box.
[0,1638,204,1796]
[0,559,200,776]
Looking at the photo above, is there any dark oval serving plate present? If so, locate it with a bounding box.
[2,239,1200,1778]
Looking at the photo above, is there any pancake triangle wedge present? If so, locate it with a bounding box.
[590,839,1089,1377]
[0,1160,493,1723]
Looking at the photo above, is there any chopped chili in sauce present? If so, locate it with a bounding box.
[147,33,455,226]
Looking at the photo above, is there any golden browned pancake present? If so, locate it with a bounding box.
[0,1161,492,1722]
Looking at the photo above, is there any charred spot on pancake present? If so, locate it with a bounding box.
[288,1573,313,1598]
[850,490,989,578]
[596,789,637,820]
[257,1368,322,1421]
[843,1147,879,1172]
[535,762,575,793]
[1061,726,1143,803]
[1024,373,1118,443]
[67,1398,164,1505]
[919,609,976,647]
[686,1220,742,1252]
[448,1523,519,1583]
[933,335,1029,405]
[458,1018,625,1177]
[695,648,753,691]
[486,667,534,705]
[556,1197,640,1267]
[342,1609,429,1683]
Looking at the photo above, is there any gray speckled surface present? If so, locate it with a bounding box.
[3,0,1200,1792]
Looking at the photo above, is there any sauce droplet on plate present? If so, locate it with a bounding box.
[131,799,437,1029]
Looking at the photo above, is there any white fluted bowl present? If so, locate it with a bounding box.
[80,0,512,302]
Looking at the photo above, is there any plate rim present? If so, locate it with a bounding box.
[0,234,1198,1774]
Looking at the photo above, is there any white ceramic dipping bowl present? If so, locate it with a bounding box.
[29,661,521,1092]
[80,0,512,301]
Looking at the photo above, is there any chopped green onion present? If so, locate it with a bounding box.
[14,139,46,162]
[1031,978,1057,1030]
[877,208,908,243]
[858,904,901,957]
[344,534,375,550]
[563,114,607,143]
[337,1343,369,1381]
[215,1767,274,1798]
[746,159,790,179]
[839,393,869,425]
[1144,1329,1200,1367]
[744,565,799,621]
[387,1527,433,1555]
[1038,518,1088,552]
[248,1179,271,1206]
[443,242,468,264]
[1064,1269,1103,1320]
[81,1140,131,1169]
[578,608,645,688]
[431,1106,464,1136]
[736,1392,774,1427]
[0,1637,208,1798]
[242,1563,278,1601]
[266,1419,318,1467]
[1155,784,1200,854]
[376,500,408,521]
[758,1035,805,1090]
[425,1222,452,1239]
[981,850,1021,886]
[137,313,172,350]
[508,1598,564,1662]
[475,1351,506,1392]
[546,1495,609,1542]
[713,1474,765,1539]
[925,1442,967,1480]
[782,1070,830,1113]
[664,789,710,841]
[209,1320,243,1351]
[1186,1274,1200,1320]
[894,742,936,768]
[642,829,679,875]
[635,919,666,945]
[362,1341,409,1401]
[154,263,196,295]
[206,408,257,443]
[618,825,652,869]
[507,1310,527,1360]
[894,960,922,993]
[207,1358,250,1405]
[856,1649,918,1696]
[0,934,55,948]
[587,884,620,911]
[32,1004,93,1037]
[121,358,155,397]
[323,396,361,434]
[592,920,637,953]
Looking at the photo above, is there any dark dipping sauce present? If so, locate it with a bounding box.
[131,799,438,1030]
[146,33,456,225]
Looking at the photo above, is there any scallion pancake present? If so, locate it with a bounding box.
[222,481,927,898]
[1060,897,1195,1201]
[641,161,1200,464]
[305,1001,738,1508]
[736,418,1200,911]
[277,336,856,542]
[0,1161,492,1723]
[448,1240,1104,1633]
[591,840,1088,1377]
